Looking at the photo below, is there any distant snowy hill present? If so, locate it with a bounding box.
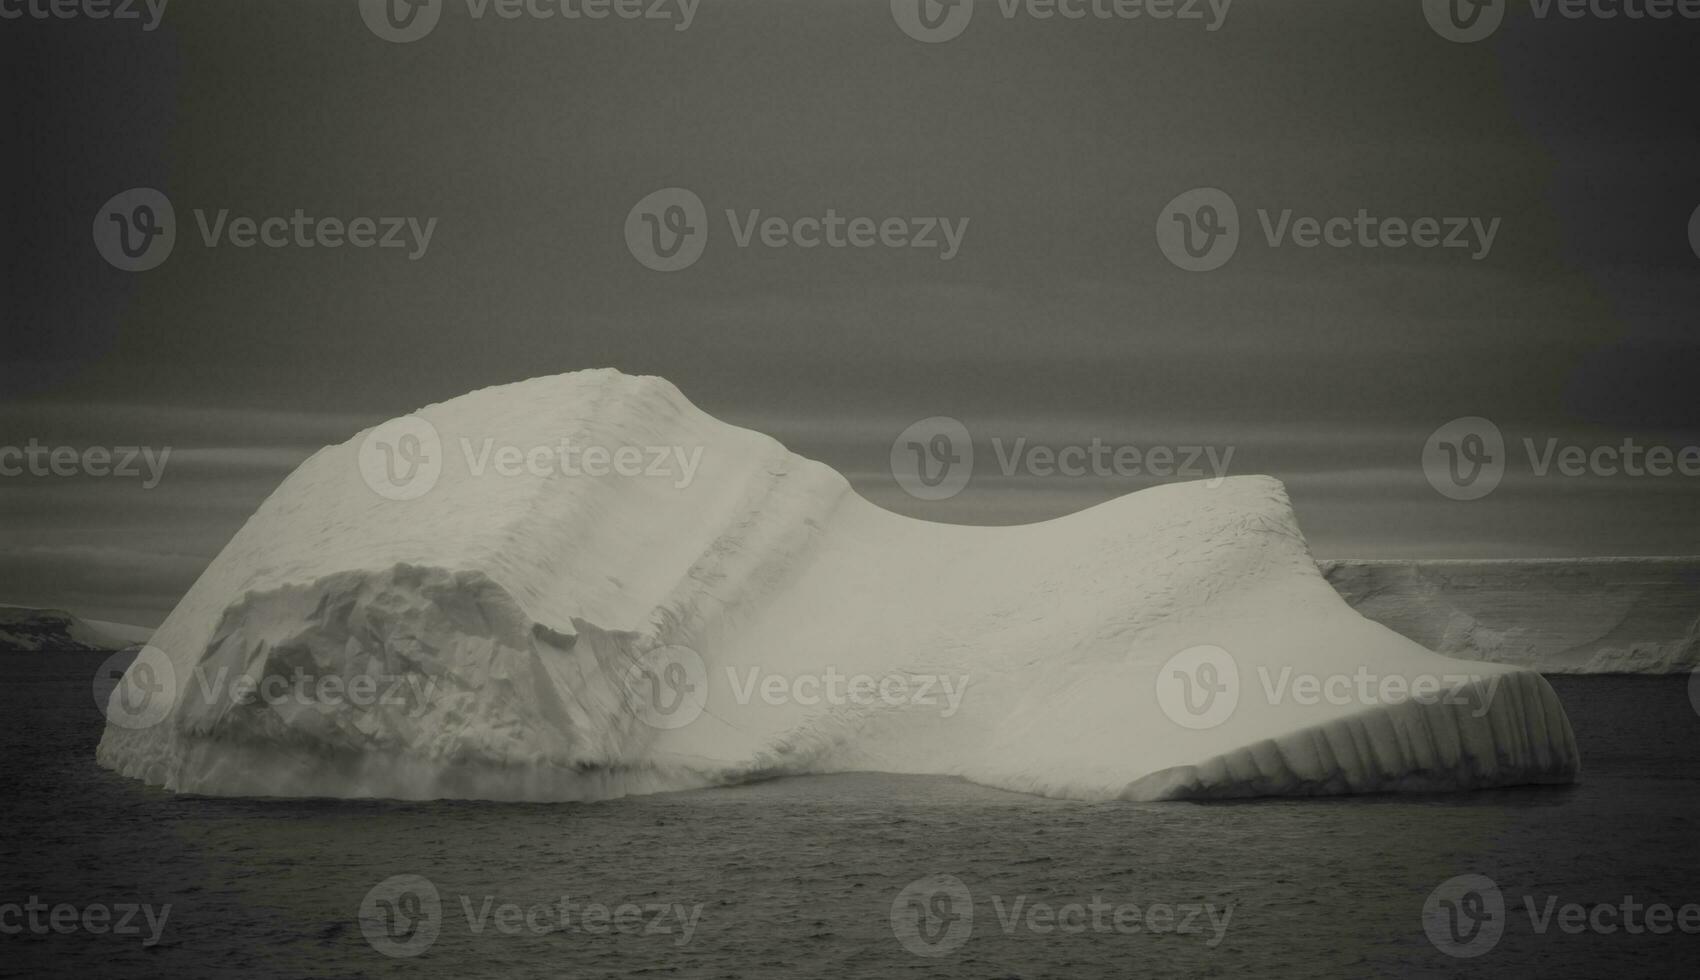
[96,370,1577,804]
[0,605,153,652]
[1323,558,1700,675]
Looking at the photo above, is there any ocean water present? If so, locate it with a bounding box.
[3,655,1697,978]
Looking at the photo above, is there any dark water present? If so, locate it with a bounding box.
[3,655,1697,979]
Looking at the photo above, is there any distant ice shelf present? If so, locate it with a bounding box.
[1324,558,1700,675]
[96,370,1580,802]
[1,605,151,653]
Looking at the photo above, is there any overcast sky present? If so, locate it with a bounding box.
[4,1,1698,625]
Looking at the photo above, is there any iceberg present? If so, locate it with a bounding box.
[96,370,1579,802]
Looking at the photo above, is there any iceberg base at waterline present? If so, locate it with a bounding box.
[96,370,1580,802]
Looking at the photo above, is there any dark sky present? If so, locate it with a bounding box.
[4,1,1699,625]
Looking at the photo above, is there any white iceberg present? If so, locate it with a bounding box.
[97,370,1579,802]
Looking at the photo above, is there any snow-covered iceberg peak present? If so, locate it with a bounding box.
[96,369,1579,802]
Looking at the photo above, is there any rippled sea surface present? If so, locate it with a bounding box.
[3,655,1697,979]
